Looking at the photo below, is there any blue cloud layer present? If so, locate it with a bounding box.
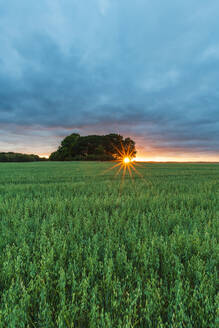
[0,0,219,158]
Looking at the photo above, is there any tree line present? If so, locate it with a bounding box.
[0,133,136,162]
[0,152,47,162]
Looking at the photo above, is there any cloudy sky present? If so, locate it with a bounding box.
[0,0,219,160]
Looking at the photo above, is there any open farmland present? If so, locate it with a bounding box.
[0,162,218,327]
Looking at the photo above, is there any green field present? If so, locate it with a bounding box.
[0,162,218,327]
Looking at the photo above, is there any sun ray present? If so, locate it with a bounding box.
[100,161,122,176]
[99,141,152,190]
[127,164,135,185]
[129,162,152,186]
[119,161,127,192]
[115,163,123,176]
[111,143,124,158]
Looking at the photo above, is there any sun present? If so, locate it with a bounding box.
[123,157,130,164]
[123,157,131,164]
[101,141,145,186]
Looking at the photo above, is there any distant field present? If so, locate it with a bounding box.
[0,162,218,327]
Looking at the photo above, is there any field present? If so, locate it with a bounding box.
[0,161,218,327]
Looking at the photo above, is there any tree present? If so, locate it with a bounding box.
[49,133,137,161]
[0,152,47,162]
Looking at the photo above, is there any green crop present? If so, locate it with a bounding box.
[0,162,218,327]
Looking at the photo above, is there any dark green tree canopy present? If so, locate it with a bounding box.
[49,133,137,161]
[0,152,47,162]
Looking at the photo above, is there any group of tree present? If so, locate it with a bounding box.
[49,133,136,161]
[0,152,47,162]
[0,134,136,162]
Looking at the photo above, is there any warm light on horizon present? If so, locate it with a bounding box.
[135,155,219,162]
[39,154,49,159]
[36,153,219,162]
[32,149,219,163]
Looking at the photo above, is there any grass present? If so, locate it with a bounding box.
[0,161,218,327]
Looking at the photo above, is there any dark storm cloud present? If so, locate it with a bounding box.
[0,0,219,158]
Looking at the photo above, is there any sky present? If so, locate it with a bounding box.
[0,0,219,161]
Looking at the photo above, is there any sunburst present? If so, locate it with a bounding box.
[123,157,131,164]
[102,141,145,184]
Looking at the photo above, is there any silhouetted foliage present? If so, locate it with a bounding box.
[0,152,47,162]
[49,133,136,161]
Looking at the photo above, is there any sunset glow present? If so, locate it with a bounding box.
[36,152,219,163]
[135,154,219,162]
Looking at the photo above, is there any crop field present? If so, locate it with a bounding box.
[0,161,218,327]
